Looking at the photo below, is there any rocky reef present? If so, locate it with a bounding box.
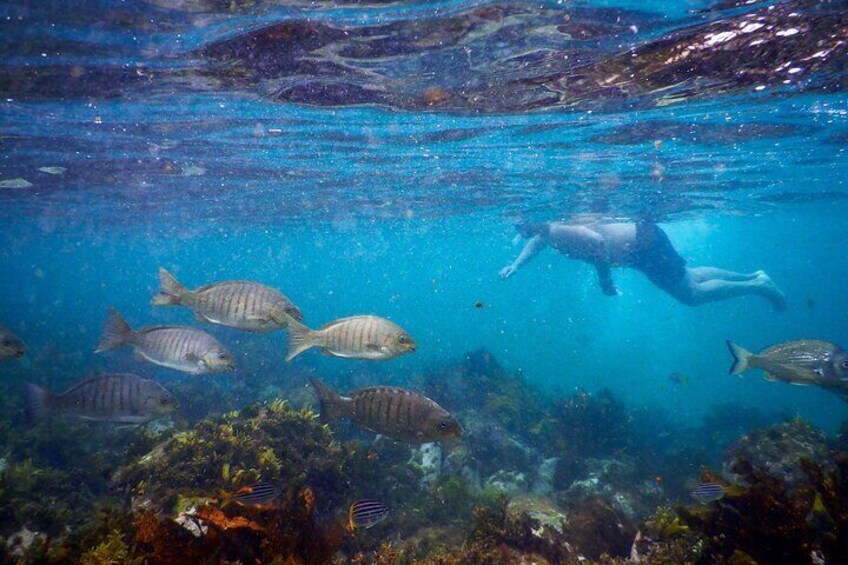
[3,349,848,563]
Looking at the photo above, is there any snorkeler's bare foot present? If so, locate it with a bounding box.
[756,273,787,312]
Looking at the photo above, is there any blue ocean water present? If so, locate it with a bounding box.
[1,0,847,561]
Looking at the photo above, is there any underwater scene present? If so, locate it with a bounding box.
[1,0,848,563]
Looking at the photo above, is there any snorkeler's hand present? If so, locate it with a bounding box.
[499,265,517,279]
[601,282,619,296]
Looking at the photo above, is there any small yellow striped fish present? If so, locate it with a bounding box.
[220,482,281,509]
[348,499,389,530]
[285,315,416,362]
[152,268,303,333]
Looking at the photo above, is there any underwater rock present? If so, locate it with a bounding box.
[558,457,637,506]
[484,470,529,496]
[463,413,541,477]
[506,495,569,538]
[5,526,44,558]
[531,457,560,497]
[723,419,831,486]
[563,496,636,560]
[411,442,443,487]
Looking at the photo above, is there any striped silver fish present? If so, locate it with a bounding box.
[152,268,303,333]
[24,373,178,424]
[221,482,281,508]
[96,307,235,374]
[285,315,416,362]
[311,380,461,444]
[0,324,26,360]
[348,499,389,530]
[690,482,726,504]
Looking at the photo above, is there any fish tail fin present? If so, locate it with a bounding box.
[152,267,188,306]
[24,383,53,424]
[310,379,347,423]
[218,491,233,509]
[96,307,134,353]
[726,340,752,375]
[285,317,317,362]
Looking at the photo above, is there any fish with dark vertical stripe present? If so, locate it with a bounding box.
[96,307,235,374]
[152,268,303,333]
[285,315,416,362]
[24,373,178,424]
[311,380,461,444]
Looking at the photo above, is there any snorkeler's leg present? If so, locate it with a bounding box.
[687,266,761,282]
[679,272,786,310]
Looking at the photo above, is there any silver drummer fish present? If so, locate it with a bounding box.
[727,339,848,388]
[311,379,461,444]
[285,315,416,362]
[25,373,178,423]
[96,307,235,374]
[152,268,303,333]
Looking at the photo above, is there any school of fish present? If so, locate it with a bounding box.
[4,267,846,533]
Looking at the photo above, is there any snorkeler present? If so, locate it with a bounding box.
[500,221,786,310]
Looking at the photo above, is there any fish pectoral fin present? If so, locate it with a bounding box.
[763,372,778,382]
[365,343,382,352]
[195,312,212,323]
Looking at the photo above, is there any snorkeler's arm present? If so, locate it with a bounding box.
[499,235,546,278]
[595,261,618,296]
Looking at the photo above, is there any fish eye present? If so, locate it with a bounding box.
[219,353,229,360]
[398,335,407,344]
[842,359,848,370]
[440,421,449,429]
[1,339,9,346]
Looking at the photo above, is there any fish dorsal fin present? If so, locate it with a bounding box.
[194,280,253,293]
[318,315,377,331]
[60,374,133,397]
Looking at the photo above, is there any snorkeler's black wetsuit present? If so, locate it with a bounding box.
[630,223,687,291]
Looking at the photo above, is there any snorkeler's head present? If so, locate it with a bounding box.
[517,222,547,239]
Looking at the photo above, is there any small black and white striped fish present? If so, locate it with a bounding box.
[222,482,281,508]
[348,499,389,530]
[690,482,726,504]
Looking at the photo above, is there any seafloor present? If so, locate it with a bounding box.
[1,349,846,564]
